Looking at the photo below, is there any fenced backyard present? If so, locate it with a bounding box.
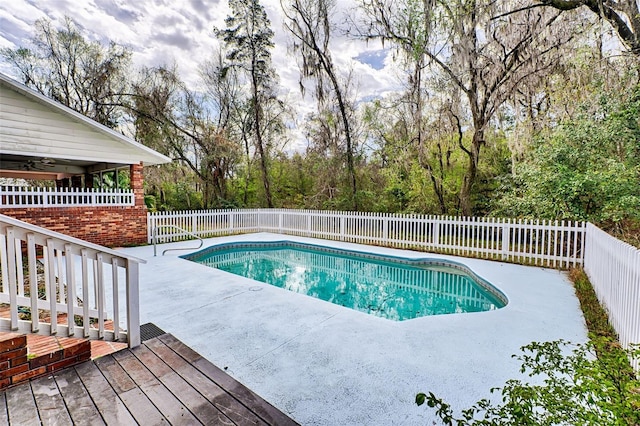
[149,208,639,370]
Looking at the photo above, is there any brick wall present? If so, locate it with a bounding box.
[0,333,91,389]
[0,163,148,248]
[0,205,147,247]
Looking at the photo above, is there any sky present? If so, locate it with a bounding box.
[0,0,403,150]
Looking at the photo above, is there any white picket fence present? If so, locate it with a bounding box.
[0,214,142,347]
[148,208,640,369]
[584,223,640,370]
[0,185,134,208]
[148,209,586,268]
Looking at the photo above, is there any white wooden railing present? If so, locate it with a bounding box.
[148,209,586,268]
[0,185,134,208]
[584,223,640,370]
[0,214,142,347]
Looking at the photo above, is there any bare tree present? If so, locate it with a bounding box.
[131,66,239,207]
[537,0,640,55]
[1,17,131,128]
[358,0,578,215]
[282,0,360,210]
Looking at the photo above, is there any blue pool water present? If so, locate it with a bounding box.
[184,242,506,321]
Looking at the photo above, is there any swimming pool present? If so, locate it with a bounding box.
[184,241,507,321]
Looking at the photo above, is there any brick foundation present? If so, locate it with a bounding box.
[0,206,147,247]
[0,333,91,389]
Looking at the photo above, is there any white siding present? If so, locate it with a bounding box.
[0,81,169,166]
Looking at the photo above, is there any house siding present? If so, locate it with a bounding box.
[0,83,167,165]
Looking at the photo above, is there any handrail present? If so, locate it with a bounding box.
[0,213,142,347]
[152,225,204,256]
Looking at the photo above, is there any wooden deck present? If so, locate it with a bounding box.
[0,333,298,425]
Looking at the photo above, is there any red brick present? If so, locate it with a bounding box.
[0,361,8,370]
[0,204,147,247]
[10,355,29,367]
[0,347,28,363]
[0,378,10,389]
[11,366,47,384]
[0,363,29,380]
[29,350,63,369]
[47,356,83,373]
[0,335,27,353]
[62,341,91,358]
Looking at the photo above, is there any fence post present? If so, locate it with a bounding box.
[340,215,345,241]
[433,220,440,248]
[382,215,389,244]
[501,220,510,260]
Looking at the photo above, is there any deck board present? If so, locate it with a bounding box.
[74,361,138,425]
[145,337,268,425]
[94,356,168,425]
[30,375,73,426]
[113,349,201,425]
[0,333,298,425]
[5,382,40,425]
[0,390,7,425]
[131,344,233,424]
[53,367,106,425]
[160,334,298,426]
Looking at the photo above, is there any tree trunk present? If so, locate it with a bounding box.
[459,130,482,216]
[251,72,273,208]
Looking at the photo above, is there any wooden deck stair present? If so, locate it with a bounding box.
[0,332,298,425]
[0,331,126,389]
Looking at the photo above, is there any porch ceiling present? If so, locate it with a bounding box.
[0,154,131,180]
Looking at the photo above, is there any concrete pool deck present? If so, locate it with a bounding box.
[120,233,588,425]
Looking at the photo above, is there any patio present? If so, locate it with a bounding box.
[121,233,589,425]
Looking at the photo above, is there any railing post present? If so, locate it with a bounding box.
[433,220,440,248]
[126,260,141,348]
[339,215,345,241]
[6,228,19,330]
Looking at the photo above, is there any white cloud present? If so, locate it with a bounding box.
[0,0,405,150]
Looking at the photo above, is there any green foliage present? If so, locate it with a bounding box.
[494,86,640,224]
[417,338,640,425]
[144,195,157,212]
[570,268,620,342]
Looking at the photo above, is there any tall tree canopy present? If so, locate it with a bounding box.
[216,0,280,208]
[358,0,578,215]
[282,0,360,210]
